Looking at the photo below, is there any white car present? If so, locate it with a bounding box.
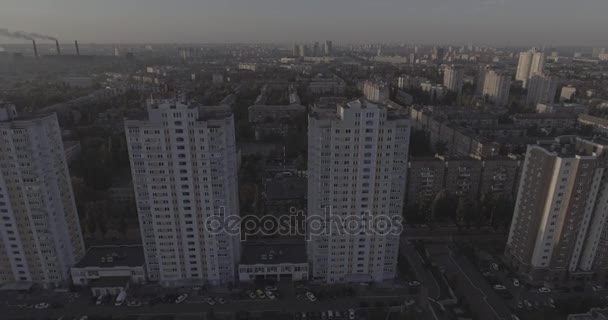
[35,303,49,309]
[493,285,507,290]
[175,294,188,304]
[348,309,356,320]
[306,291,317,302]
[265,290,276,300]
[513,279,520,287]
[539,287,551,293]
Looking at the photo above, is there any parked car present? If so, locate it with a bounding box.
[539,287,551,293]
[493,285,507,290]
[127,300,141,307]
[593,285,603,291]
[408,281,420,286]
[266,290,276,300]
[265,286,277,291]
[96,295,104,305]
[306,292,317,302]
[215,297,226,304]
[35,303,49,309]
[175,294,188,304]
[115,291,127,306]
[348,309,356,320]
[513,279,520,287]
[256,289,266,299]
[247,291,257,299]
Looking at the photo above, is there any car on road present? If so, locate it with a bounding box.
[593,285,603,291]
[348,309,356,320]
[247,291,257,299]
[306,291,317,302]
[215,297,226,304]
[539,287,551,293]
[491,263,499,271]
[408,280,420,286]
[175,294,188,304]
[35,303,49,309]
[266,290,276,300]
[204,297,216,305]
[493,285,507,290]
[513,279,520,287]
[115,291,127,306]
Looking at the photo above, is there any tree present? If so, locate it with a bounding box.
[456,197,476,229]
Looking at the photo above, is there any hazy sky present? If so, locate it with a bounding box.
[1,0,607,45]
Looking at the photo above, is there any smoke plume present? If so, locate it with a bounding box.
[0,29,56,41]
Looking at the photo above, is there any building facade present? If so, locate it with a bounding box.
[505,136,608,284]
[526,73,559,107]
[124,98,240,286]
[363,80,390,103]
[0,103,85,287]
[482,69,511,107]
[443,65,464,92]
[516,49,545,88]
[308,99,410,283]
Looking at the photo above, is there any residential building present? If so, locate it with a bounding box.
[70,245,146,296]
[481,69,511,106]
[363,80,390,103]
[0,103,85,288]
[324,40,333,56]
[516,49,545,88]
[124,97,240,286]
[526,73,559,106]
[308,99,410,283]
[560,85,577,101]
[505,136,608,283]
[238,240,308,282]
[578,114,608,134]
[443,65,464,92]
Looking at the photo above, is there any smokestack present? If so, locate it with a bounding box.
[32,40,39,59]
[74,40,80,56]
[55,40,61,56]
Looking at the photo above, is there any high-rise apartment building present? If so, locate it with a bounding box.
[324,40,333,56]
[0,102,85,287]
[125,97,240,287]
[443,65,464,92]
[505,136,608,283]
[482,68,511,107]
[363,80,390,103]
[526,73,559,107]
[307,99,410,283]
[516,49,545,88]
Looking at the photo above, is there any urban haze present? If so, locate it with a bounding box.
[1,2,608,320]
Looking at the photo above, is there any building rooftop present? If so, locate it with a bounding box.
[73,245,145,268]
[240,240,307,265]
[89,276,131,288]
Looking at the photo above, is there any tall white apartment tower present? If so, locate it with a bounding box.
[516,49,545,88]
[526,73,559,107]
[443,65,464,92]
[0,102,85,287]
[308,99,410,284]
[482,69,511,107]
[125,98,240,287]
[505,136,608,283]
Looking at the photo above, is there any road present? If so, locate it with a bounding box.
[399,237,440,300]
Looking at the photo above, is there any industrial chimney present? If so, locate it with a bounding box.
[32,40,39,59]
[55,40,61,56]
[74,40,80,56]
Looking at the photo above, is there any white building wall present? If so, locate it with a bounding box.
[308,100,409,284]
[125,100,240,287]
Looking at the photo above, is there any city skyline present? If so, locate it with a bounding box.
[1,0,608,45]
